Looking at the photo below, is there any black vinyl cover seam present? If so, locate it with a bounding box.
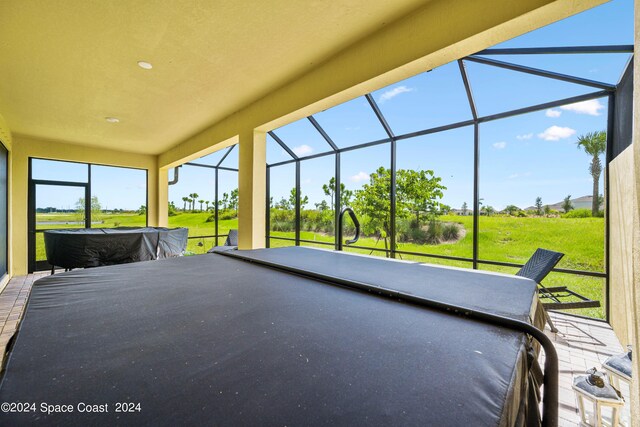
[216,249,559,427]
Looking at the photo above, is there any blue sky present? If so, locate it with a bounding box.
[36,0,633,212]
[262,0,632,211]
[33,159,146,210]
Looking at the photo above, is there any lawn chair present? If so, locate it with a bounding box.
[207,229,238,253]
[223,229,238,247]
[516,248,600,333]
[516,249,564,333]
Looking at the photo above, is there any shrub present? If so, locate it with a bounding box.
[595,210,605,218]
[442,223,459,241]
[407,226,428,243]
[562,208,591,218]
[425,220,443,244]
[220,210,237,220]
[204,210,236,222]
[270,208,295,232]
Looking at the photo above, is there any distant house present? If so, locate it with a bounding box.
[451,209,472,216]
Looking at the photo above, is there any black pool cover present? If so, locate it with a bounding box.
[43,227,188,268]
[0,247,544,426]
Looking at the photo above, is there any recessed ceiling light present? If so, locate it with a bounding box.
[137,61,153,70]
[105,117,120,123]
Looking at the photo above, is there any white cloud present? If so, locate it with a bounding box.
[516,133,533,140]
[560,99,604,116]
[378,85,413,103]
[292,144,313,156]
[350,171,369,183]
[492,141,507,150]
[538,125,576,141]
[545,109,561,118]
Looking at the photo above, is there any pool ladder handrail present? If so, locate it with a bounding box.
[337,207,360,251]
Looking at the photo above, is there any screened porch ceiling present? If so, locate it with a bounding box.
[0,0,430,154]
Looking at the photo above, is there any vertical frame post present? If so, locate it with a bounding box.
[214,168,219,247]
[145,169,149,227]
[604,93,614,322]
[334,152,341,250]
[473,123,480,269]
[459,59,480,270]
[295,160,301,246]
[265,166,271,248]
[27,158,35,273]
[85,165,91,229]
[365,93,397,259]
[390,139,397,258]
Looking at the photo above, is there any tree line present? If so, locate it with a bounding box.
[179,189,239,212]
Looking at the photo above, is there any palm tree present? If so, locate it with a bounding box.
[198,200,204,211]
[576,131,606,216]
[182,196,189,211]
[189,193,199,211]
[205,201,210,211]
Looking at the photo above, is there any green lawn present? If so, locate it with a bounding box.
[36,212,606,318]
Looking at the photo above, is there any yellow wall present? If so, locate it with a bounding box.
[609,146,635,346]
[0,113,12,150]
[10,134,158,275]
[631,1,640,421]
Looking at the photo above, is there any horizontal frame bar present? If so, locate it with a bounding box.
[477,90,609,124]
[465,55,615,91]
[476,259,606,278]
[31,179,88,187]
[298,238,334,247]
[476,45,634,55]
[394,249,474,263]
[187,234,229,239]
[184,162,239,172]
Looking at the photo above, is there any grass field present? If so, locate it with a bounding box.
[36,212,606,318]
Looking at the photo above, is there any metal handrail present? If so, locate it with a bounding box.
[337,207,360,250]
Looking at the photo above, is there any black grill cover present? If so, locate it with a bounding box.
[43,227,188,268]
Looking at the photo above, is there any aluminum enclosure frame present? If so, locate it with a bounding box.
[259,45,633,322]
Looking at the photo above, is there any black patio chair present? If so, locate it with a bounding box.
[207,229,238,253]
[516,248,564,285]
[516,249,564,333]
[517,248,600,333]
[223,229,238,247]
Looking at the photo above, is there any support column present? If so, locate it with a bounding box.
[238,129,266,249]
[156,168,168,227]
